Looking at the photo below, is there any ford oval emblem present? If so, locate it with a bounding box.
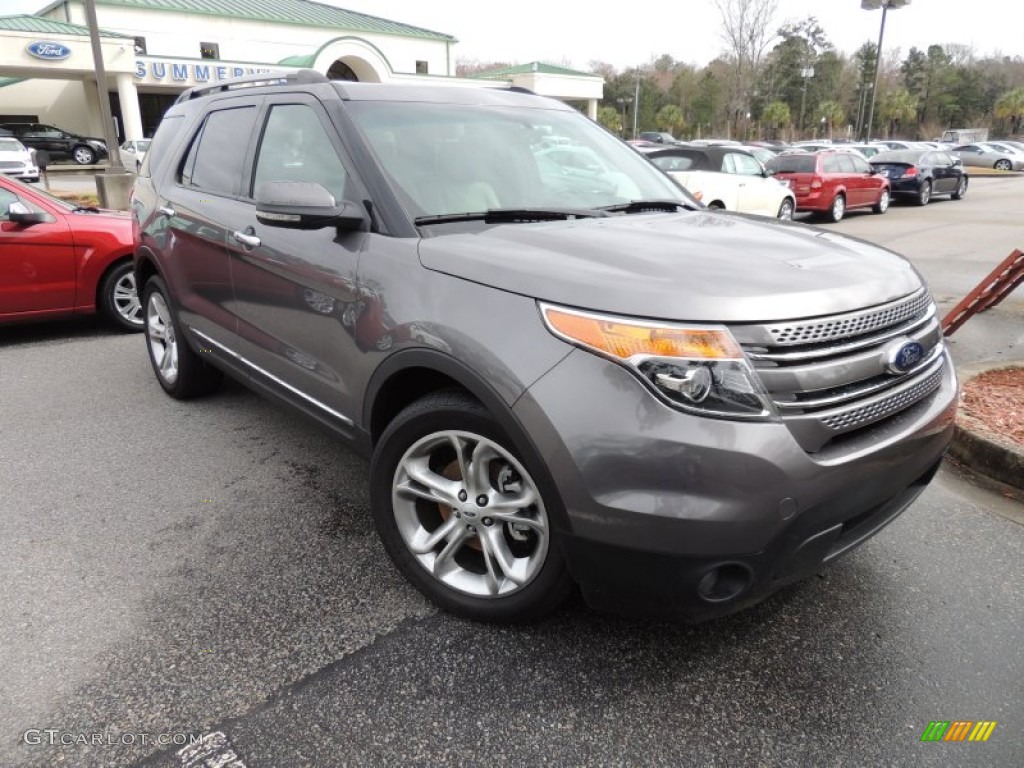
[883,339,925,374]
[26,41,72,61]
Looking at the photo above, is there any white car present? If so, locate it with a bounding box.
[0,137,39,182]
[119,138,151,172]
[642,145,796,219]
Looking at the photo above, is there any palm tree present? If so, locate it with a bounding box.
[994,87,1024,135]
[762,100,791,141]
[597,106,623,136]
[879,89,918,138]
[818,100,845,141]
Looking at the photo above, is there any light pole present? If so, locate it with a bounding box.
[861,0,911,141]
[632,72,640,140]
[616,98,628,138]
[798,67,814,139]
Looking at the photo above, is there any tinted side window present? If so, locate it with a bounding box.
[0,187,19,219]
[823,155,844,173]
[651,155,695,171]
[252,104,348,203]
[183,106,257,196]
[140,114,183,179]
[850,155,872,174]
[767,155,816,173]
[727,152,763,176]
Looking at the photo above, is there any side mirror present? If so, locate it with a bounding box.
[255,181,366,231]
[7,201,49,225]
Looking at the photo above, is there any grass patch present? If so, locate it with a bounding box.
[50,191,100,207]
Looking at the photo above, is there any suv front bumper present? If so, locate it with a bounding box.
[514,348,958,621]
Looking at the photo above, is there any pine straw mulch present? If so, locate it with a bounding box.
[960,367,1024,448]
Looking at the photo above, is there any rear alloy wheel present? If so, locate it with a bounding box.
[371,391,573,622]
[916,180,932,206]
[994,159,1012,171]
[952,175,968,200]
[72,145,96,165]
[873,188,890,214]
[99,261,143,331]
[777,197,795,220]
[143,276,222,399]
[827,193,846,222]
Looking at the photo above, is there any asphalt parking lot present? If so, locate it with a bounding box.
[2,176,1022,767]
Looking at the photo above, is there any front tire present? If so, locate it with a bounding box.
[99,261,144,331]
[994,159,1012,171]
[143,276,222,399]
[370,391,573,623]
[827,193,846,222]
[72,145,96,165]
[873,188,890,214]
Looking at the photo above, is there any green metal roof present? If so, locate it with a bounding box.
[473,62,600,79]
[0,13,132,38]
[278,53,315,67]
[36,0,455,42]
[0,77,27,89]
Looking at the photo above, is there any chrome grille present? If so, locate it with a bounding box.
[820,367,943,431]
[732,289,946,452]
[765,289,931,346]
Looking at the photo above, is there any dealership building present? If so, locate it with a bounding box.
[0,0,603,144]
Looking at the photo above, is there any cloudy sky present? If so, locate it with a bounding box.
[5,0,1016,70]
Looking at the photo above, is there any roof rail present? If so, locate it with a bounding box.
[175,69,328,104]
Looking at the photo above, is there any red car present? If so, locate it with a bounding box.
[0,175,141,330]
[767,150,891,222]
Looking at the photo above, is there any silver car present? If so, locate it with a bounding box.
[119,138,151,172]
[952,143,1024,171]
[132,73,957,622]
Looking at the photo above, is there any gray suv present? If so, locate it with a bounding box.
[132,72,957,623]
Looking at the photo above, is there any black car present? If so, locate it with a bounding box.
[868,149,968,205]
[0,122,108,165]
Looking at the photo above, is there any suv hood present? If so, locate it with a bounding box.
[418,212,923,323]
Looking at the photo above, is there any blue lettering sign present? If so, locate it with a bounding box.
[233,67,244,77]
[216,66,227,80]
[172,64,188,81]
[152,62,166,79]
[135,60,146,78]
[194,64,210,82]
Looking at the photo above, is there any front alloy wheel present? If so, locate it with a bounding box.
[99,261,143,331]
[371,392,572,622]
[777,197,795,220]
[994,159,1012,171]
[827,193,845,222]
[72,145,96,165]
[873,188,890,214]
[147,292,179,386]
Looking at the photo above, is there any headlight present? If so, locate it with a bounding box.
[88,140,106,149]
[540,303,776,420]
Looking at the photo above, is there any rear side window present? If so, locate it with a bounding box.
[823,155,844,173]
[138,114,183,179]
[651,154,696,172]
[767,155,815,173]
[180,106,257,196]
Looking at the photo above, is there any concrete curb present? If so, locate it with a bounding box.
[949,361,1024,491]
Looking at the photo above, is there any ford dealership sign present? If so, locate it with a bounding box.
[26,41,72,61]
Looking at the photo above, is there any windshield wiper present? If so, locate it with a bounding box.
[597,199,697,214]
[414,207,610,226]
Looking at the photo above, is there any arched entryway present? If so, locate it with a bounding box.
[326,60,358,81]
[313,37,391,83]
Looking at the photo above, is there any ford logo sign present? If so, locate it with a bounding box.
[26,41,72,61]
[883,339,925,374]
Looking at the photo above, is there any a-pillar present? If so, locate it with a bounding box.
[116,72,144,140]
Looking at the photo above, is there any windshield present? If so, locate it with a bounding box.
[347,101,695,218]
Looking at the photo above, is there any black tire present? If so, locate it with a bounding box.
[370,390,574,623]
[71,145,96,165]
[98,261,144,332]
[777,197,795,220]
[142,275,222,399]
[707,201,725,210]
[826,193,845,222]
[916,180,932,206]
[873,188,890,214]
[994,159,1012,171]
[952,175,968,200]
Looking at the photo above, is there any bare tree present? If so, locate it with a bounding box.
[713,0,779,136]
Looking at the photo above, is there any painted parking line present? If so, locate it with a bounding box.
[177,731,247,768]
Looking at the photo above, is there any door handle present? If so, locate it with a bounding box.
[157,206,175,217]
[232,230,261,249]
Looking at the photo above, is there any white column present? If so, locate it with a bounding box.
[587,98,598,121]
[116,73,144,140]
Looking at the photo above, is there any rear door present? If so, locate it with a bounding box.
[158,98,261,360]
[930,152,957,193]
[723,151,776,216]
